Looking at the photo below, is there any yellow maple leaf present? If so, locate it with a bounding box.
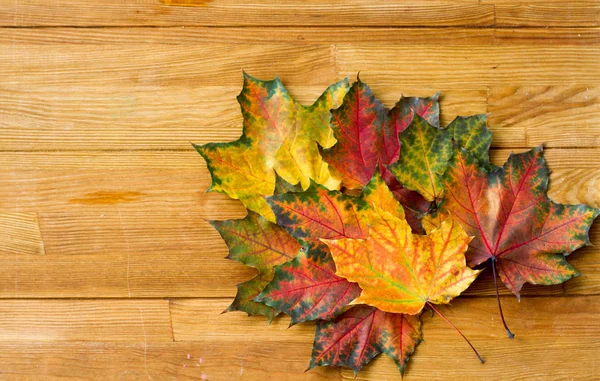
[322,205,480,315]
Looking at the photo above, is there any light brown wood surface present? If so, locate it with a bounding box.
[0,1,598,380]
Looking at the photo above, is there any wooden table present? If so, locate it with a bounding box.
[0,1,598,380]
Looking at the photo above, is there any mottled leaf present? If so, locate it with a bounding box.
[196,73,349,221]
[309,305,422,375]
[388,114,452,202]
[431,146,599,297]
[322,80,442,191]
[210,211,301,320]
[256,244,361,324]
[323,209,480,314]
[267,182,369,243]
[445,115,493,169]
[261,182,369,323]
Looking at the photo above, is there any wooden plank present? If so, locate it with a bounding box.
[335,45,600,88]
[0,300,172,342]
[0,43,335,89]
[494,28,600,46]
[0,149,596,298]
[171,297,600,381]
[0,212,253,298]
[488,86,600,148]
[483,0,600,27]
[0,341,342,380]
[1,27,597,47]
[0,27,497,46]
[0,213,44,256]
[0,1,494,27]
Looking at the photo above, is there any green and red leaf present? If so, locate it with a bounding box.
[308,305,422,375]
[210,211,301,320]
[256,244,361,324]
[433,146,599,297]
[321,79,386,189]
[266,182,370,243]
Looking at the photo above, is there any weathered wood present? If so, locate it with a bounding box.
[335,45,600,88]
[0,1,494,27]
[488,86,599,148]
[0,300,172,342]
[0,213,44,256]
[0,341,342,380]
[484,0,600,27]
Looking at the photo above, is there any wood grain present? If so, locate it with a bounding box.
[0,341,342,381]
[0,300,172,342]
[335,45,600,88]
[484,0,600,27]
[488,86,599,148]
[0,213,45,256]
[0,1,493,27]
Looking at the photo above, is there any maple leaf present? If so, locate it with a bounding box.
[384,93,440,181]
[210,211,301,321]
[256,243,361,325]
[321,79,441,190]
[429,145,599,337]
[266,181,370,243]
[308,305,422,375]
[322,207,480,315]
[445,114,493,170]
[195,73,349,221]
[256,182,369,323]
[388,114,452,202]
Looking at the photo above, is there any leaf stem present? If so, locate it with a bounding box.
[426,302,484,364]
[491,257,515,339]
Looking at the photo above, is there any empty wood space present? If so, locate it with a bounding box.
[0,1,598,380]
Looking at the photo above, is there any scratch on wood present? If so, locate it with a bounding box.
[160,0,213,6]
[136,304,152,380]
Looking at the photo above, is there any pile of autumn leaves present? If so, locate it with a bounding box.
[195,74,598,376]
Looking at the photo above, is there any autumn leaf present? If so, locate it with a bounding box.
[445,114,493,170]
[258,182,369,323]
[266,182,370,243]
[322,208,480,315]
[322,79,441,191]
[195,73,349,221]
[384,94,440,181]
[388,114,452,202]
[430,146,599,336]
[256,244,361,324]
[321,79,386,189]
[361,169,405,220]
[210,211,301,321]
[308,305,422,375]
